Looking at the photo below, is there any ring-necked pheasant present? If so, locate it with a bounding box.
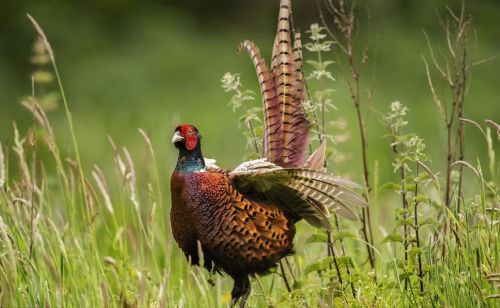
[170,0,367,306]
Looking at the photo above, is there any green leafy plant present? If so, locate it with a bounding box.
[221,72,262,159]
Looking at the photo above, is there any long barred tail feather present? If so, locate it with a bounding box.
[271,0,310,168]
[304,138,327,171]
[239,0,310,168]
[234,0,367,229]
[237,41,281,161]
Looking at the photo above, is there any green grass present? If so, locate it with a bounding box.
[1,3,499,308]
[1,117,498,306]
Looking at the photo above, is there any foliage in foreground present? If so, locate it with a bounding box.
[0,2,499,307]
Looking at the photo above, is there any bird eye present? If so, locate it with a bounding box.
[187,129,194,136]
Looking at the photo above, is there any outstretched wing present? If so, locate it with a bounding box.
[229,159,367,230]
[239,0,309,168]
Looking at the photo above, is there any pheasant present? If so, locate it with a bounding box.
[170,0,367,306]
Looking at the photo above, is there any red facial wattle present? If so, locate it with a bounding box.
[181,125,198,150]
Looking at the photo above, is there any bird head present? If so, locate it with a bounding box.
[172,124,201,152]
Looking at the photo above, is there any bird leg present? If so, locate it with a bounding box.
[230,275,251,308]
[239,282,251,308]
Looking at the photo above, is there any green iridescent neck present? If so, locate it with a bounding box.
[175,145,205,172]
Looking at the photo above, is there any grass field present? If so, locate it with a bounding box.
[0,0,499,307]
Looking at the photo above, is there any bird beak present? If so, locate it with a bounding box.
[172,131,184,144]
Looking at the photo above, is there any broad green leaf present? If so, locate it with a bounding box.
[395,208,411,215]
[381,233,404,244]
[408,246,423,258]
[414,195,428,203]
[305,234,328,244]
[304,256,334,274]
[395,218,414,227]
[305,60,322,70]
[419,217,440,227]
[332,231,356,241]
[336,256,353,267]
[379,182,401,191]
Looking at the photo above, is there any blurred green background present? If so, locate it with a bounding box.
[0,0,499,186]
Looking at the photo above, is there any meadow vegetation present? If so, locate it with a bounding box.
[0,1,499,307]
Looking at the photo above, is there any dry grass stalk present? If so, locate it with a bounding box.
[22,100,69,191]
[139,128,163,208]
[0,142,5,189]
[138,128,155,160]
[28,14,89,215]
[123,147,139,211]
[100,281,111,308]
[158,271,169,308]
[42,252,61,286]
[107,136,152,247]
[66,158,98,222]
[0,216,17,282]
[26,15,54,63]
[92,165,114,214]
[45,217,68,261]
[27,85,38,260]
[484,119,500,140]
[459,118,486,138]
[65,159,77,201]
[107,136,128,182]
[147,183,157,243]
[103,256,117,266]
[12,123,33,195]
[84,177,99,222]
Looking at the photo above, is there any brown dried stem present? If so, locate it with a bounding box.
[423,2,472,247]
[318,0,376,275]
[413,163,424,293]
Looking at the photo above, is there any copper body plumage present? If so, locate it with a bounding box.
[171,169,295,271]
[170,1,367,307]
